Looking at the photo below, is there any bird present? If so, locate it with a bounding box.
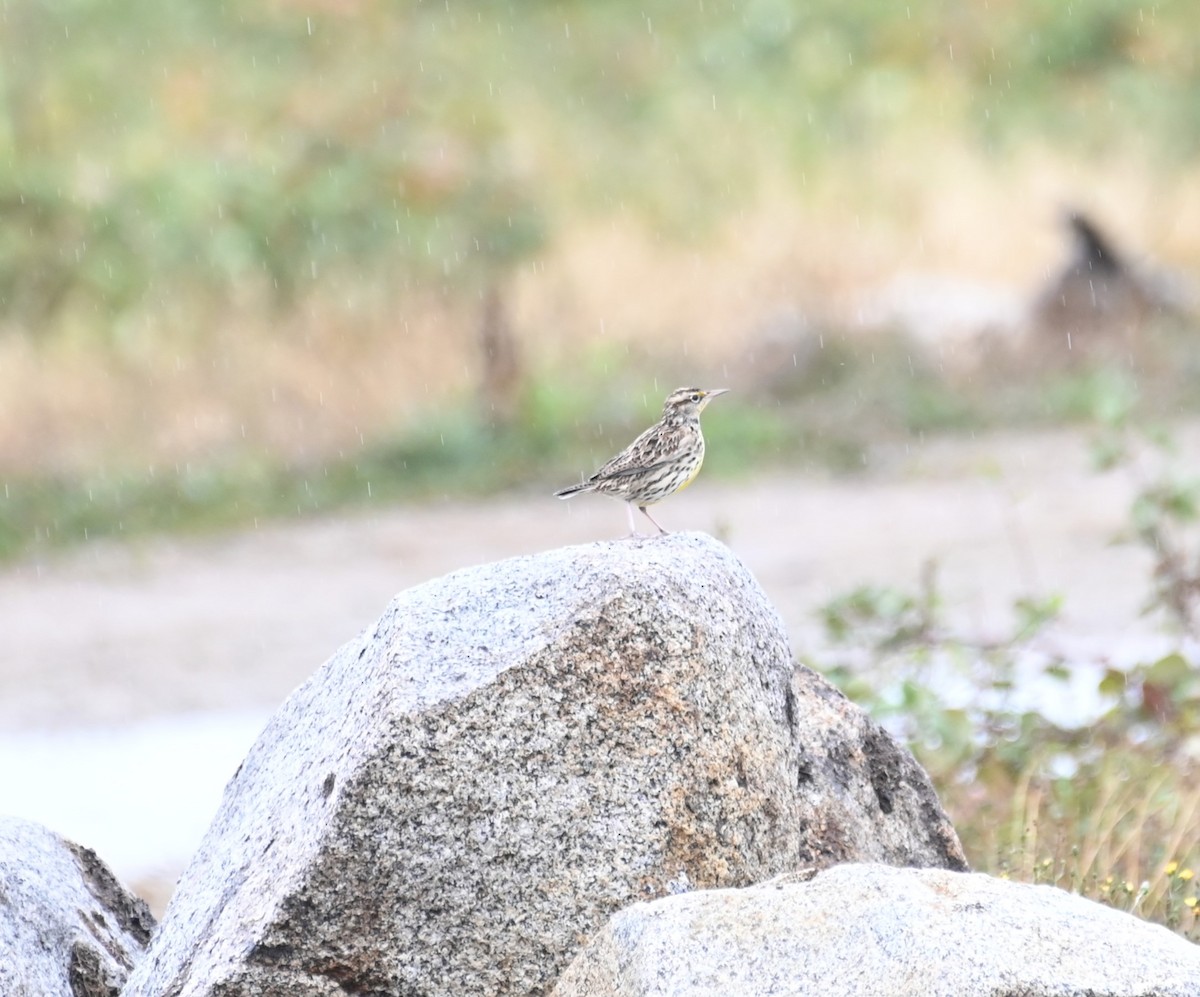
[554,386,729,537]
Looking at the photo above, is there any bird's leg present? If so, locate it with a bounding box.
[639,505,669,536]
[624,502,643,539]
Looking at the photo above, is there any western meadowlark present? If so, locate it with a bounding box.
[555,386,729,536]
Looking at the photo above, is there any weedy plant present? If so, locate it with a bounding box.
[815,402,1200,939]
[1090,392,1200,639]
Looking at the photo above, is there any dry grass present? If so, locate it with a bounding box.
[0,287,477,475]
[957,750,1200,940]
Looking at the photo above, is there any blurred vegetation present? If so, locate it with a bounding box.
[817,411,1200,941]
[1090,397,1200,634]
[0,356,794,557]
[6,317,1200,561]
[2,0,1199,338]
[1,0,1199,551]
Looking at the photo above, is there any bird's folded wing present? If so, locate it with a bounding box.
[598,456,679,480]
[590,424,685,480]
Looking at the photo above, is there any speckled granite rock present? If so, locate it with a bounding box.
[122,532,965,997]
[0,816,154,997]
[552,863,1200,997]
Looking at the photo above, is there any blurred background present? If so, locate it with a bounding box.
[3,0,1200,934]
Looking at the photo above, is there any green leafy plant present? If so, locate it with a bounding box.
[1090,395,1200,637]
[816,548,1200,939]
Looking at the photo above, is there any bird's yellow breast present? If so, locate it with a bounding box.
[673,452,705,494]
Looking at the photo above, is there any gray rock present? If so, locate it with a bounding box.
[552,862,1200,997]
[122,533,964,997]
[0,816,154,997]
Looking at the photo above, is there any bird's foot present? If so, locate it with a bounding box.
[622,529,670,541]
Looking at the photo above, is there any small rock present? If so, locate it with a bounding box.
[1029,209,1195,359]
[0,816,154,997]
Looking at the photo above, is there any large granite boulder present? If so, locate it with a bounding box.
[0,816,154,997]
[123,533,964,997]
[552,863,1200,996]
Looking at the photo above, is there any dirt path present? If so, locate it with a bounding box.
[4,423,1191,734]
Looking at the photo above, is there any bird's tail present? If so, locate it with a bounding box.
[554,481,593,498]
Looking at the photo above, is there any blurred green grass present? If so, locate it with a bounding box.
[0,367,796,559]
[4,0,1199,338]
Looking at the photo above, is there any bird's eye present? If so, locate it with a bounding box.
[691,392,702,402]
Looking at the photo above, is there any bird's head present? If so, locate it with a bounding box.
[662,386,730,421]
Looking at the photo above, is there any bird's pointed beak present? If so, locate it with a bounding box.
[698,388,729,411]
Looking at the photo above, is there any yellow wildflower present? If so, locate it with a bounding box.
[1165,861,1179,876]
[1180,868,1195,882]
